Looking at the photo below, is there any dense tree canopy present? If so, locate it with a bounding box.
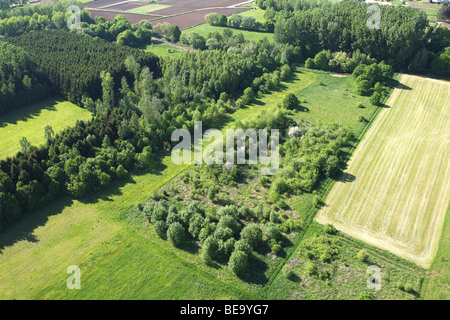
[6,30,160,103]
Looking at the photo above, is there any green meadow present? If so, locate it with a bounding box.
[185,23,274,42]
[143,43,186,58]
[0,98,92,159]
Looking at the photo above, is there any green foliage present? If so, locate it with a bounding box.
[7,30,160,104]
[356,249,369,262]
[228,250,249,275]
[281,93,300,110]
[324,224,337,235]
[201,236,219,264]
[0,42,49,115]
[154,220,167,238]
[167,222,186,247]
[303,234,339,262]
[431,47,450,75]
[240,224,263,249]
[273,2,429,68]
[370,92,382,106]
[358,291,374,300]
[282,265,294,280]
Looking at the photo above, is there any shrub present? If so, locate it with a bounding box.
[356,249,369,262]
[228,250,249,276]
[281,93,300,110]
[324,224,337,235]
[370,91,382,106]
[214,226,234,241]
[217,215,241,235]
[154,220,167,238]
[167,222,186,247]
[201,236,219,264]
[240,225,263,249]
[264,223,281,241]
[403,282,415,293]
[305,261,317,276]
[276,199,288,210]
[269,211,281,224]
[358,291,374,300]
[305,57,315,69]
[116,165,128,179]
[269,239,282,254]
[234,239,252,256]
[282,265,294,280]
[356,102,364,109]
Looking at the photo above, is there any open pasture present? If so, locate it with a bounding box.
[0,98,92,160]
[316,74,450,268]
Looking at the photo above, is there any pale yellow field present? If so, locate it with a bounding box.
[316,74,450,268]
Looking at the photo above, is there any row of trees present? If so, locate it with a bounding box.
[180,29,302,68]
[270,1,435,70]
[205,12,274,33]
[7,30,160,103]
[0,41,50,115]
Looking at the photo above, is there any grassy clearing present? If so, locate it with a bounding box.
[248,67,376,137]
[238,7,267,22]
[267,222,424,300]
[185,23,274,42]
[316,74,450,268]
[0,98,92,160]
[125,4,174,14]
[422,206,450,299]
[143,43,186,57]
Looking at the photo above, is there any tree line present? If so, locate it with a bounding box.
[205,12,274,33]
[261,0,449,74]
[0,41,50,115]
[6,30,160,104]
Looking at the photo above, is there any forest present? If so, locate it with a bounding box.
[0,41,50,115]
[257,0,449,74]
[7,30,160,104]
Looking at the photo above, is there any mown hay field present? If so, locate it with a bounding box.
[316,74,450,268]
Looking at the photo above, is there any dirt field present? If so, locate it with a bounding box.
[103,2,149,11]
[87,9,160,24]
[316,74,450,268]
[83,0,251,29]
[149,8,247,29]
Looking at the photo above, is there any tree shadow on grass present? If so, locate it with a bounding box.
[0,97,60,128]
[79,155,168,205]
[0,197,73,254]
[336,171,356,183]
[393,79,412,91]
[238,256,269,285]
[0,151,173,253]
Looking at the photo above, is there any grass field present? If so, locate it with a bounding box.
[422,206,450,299]
[143,43,186,57]
[185,23,274,42]
[316,74,450,269]
[248,68,376,137]
[0,98,92,160]
[238,7,267,22]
